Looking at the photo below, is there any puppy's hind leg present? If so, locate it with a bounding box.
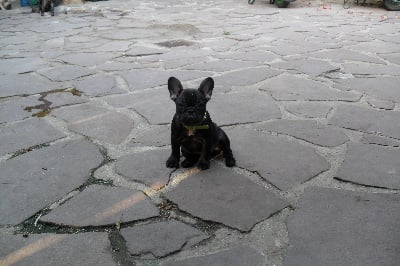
[218,129,236,167]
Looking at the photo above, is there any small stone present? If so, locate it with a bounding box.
[121,220,209,259]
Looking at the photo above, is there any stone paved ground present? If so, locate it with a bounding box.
[1,0,400,265]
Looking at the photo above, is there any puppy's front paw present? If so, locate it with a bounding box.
[225,156,236,167]
[197,160,210,170]
[166,155,179,168]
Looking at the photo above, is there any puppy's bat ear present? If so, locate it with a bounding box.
[198,77,214,101]
[168,77,183,102]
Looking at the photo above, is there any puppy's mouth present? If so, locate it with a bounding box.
[180,112,207,126]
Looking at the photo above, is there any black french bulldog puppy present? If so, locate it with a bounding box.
[166,76,236,170]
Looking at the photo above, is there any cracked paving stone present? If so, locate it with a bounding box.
[53,104,133,144]
[118,69,211,91]
[261,74,362,102]
[328,105,400,140]
[44,92,88,108]
[57,52,116,67]
[361,133,400,147]
[120,220,209,259]
[0,118,66,157]
[0,57,49,75]
[129,125,170,147]
[0,73,62,98]
[336,143,400,189]
[366,96,395,110]
[165,165,289,231]
[284,187,400,266]
[333,77,400,103]
[183,59,260,72]
[283,102,332,118]
[40,184,159,226]
[0,232,116,266]
[163,245,266,266]
[0,95,41,123]
[271,59,338,77]
[341,62,400,76]
[309,48,386,64]
[226,127,330,190]
[213,67,281,87]
[38,65,95,82]
[0,139,103,225]
[207,91,281,126]
[218,50,278,63]
[73,74,125,97]
[104,88,173,125]
[116,149,173,190]
[257,120,349,147]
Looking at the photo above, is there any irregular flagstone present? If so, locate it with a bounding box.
[271,59,338,77]
[0,118,66,157]
[40,184,159,226]
[283,102,332,118]
[336,143,400,189]
[121,220,209,259]
[0,139,103,225]
[73,74,125,97]
[379,53,400,65]
[57,52,116,67]
[0,233,116,266]
[207,91,281,126]
[261,74,362,102]
[165,165,289,231]
[213,67,282,87]
[361,133,400,147]
[84,41,132,52]
[309,48,386,64]
[38,65,95,82]
[218,50,278,63]
[124,46,168,56]
[348,39,400,54]
[138,48,214,63]
[164,246,266,266]
[268,40,339,56]
[130,125,171,147]
[333,77,400,102]
[0,95,41,123]
[104,89,173,125]
[53,104,133,144]
[257,120,349,147]
[0,73,62,98]
[0,57,48,74]
[225,127,330,190]
[341,62,400,76]
[119,69,211,91]
[183,59,260,72]
[284,187,400,266]
[52,103,108,123]
[116,149,173,190]
[328,105,400,140]
[366,96,395,110]
[44,92,88,108]
[68,112,134,144]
